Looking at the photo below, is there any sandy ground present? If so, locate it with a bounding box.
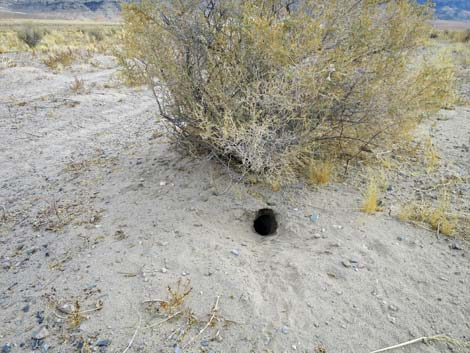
[0,53,469,353]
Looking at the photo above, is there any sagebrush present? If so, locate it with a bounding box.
[16,25,46,48]
[120,0,454,182]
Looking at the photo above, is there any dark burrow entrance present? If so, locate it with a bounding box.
[253,208,278,236]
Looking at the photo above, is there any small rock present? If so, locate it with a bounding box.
[159,181,167,186]
[32,326,49,340]
[57,303,75,315]
[230,249,240,256]
[397,236,405,241]
[26,247,38,255]
[174,346,182,353]
[32,339,42,350]
[41,343,50,353]
[22,304,30,312]
[160,267,168,273]
[2,344,12,353]
[312,234,322,239]
[309,213,320,223]
[341,261,351,268]
[450,243,463,251]
[200,340,209,347]
[388,304,399,312]
[281,326,289,334]
[96,339,111,347]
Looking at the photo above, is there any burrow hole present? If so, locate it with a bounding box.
[253,208,278,236]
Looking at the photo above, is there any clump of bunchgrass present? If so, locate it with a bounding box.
[43,48,77,69]
[399,193,457,237]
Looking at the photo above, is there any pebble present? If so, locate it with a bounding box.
[26,247,38,255]
[397,236,405,241]
[450,242,463,250]
[201,340,209,347]
[174,346,182,353]
[341,261,351,268]
[57,303,75,315]
[96,339,111,347]
[32,339,42,350]
[309,213,320,222]
[281,326,289,334]
[388,304,399,312]
[230,249,240,256]
[32,326,49,340]
[160,267,168,273]
[41,343,50,353]
[159,181,167,186]
[22,304,30,312]
[1,344,11,353]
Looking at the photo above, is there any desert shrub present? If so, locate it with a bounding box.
[446,29,470,43]
[87,28,105,42]
[42,48,77,69]
[120,0,454,182]
[16,25,45,48]
[457,29,470,43]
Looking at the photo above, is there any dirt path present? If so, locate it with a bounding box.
[0,53,469,353]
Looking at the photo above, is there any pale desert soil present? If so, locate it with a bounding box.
[0,53,469,353]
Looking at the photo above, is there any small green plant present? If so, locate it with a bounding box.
[17,25,45,48]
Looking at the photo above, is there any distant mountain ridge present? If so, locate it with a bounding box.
[0,1,469,21]
[0,0,124,18]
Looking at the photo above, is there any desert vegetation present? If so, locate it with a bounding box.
[120,0,454,185]
[1,3,470,353]
[0,19,120,54]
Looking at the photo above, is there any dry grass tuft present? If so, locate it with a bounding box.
[70,77,85,93]
[143,278,225,349]
[68,300,87,328]
[361,179,379,214]
[308,160,334,186]
[399,193,456,237]
[160,278,193,315]
[42,48,77,69]
[424,136,440,172]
